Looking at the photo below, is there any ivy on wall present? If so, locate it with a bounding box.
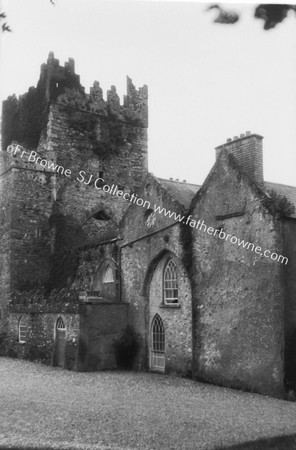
[2,86,47,150]
[262,190,295,219]
[66,107,125,158]
[47,211,88,293]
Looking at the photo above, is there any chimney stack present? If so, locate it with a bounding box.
[215,132,264,186]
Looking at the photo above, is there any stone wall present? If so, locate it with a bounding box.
[190,151,285,397]
[0,169,13,334]
[78,303,129,371]
[72,241,119,298]
[121,173,186,244]
[148,253,192,374]
[1,52,149,297]
[282,219,296,389]
[121,224,192,374]
[6,311,79,370]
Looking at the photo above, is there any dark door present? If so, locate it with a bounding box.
[55,317,66,367]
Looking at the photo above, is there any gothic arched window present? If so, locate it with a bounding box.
[18,316,27,343]
[56,317,66,330]
[163,259,178,304]
[150,314,165,372]
[103,265,114,284]
[151,314,165,353]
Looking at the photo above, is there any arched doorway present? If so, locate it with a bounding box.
[54,317,66,367]
[150,314,165,372]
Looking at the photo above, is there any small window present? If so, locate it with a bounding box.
[144,209,156,229]
[93,210,110,221]
[35,228,42,238]
[19,316,27,343]
[56,317,66,330]
[163,259,178,304]
[103,266,114,284]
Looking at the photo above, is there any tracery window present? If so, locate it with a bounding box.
[18,316,27,343]
[151,314,165,353]
[56,317,66,330]
[163,259,178,304]
[150,314,165,372]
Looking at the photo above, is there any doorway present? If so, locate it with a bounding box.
[54,317,66,367]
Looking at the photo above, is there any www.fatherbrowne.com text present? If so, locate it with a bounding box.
[3,143,288,265]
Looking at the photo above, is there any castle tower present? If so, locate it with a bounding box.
[0,53,149,316]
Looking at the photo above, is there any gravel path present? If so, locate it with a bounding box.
[0,358,296,450]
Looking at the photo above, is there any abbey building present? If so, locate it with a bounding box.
[1,53,296,398]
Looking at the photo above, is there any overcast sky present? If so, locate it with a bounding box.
[1,0,296,187]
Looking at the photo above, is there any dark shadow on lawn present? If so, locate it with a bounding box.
[217,433,296,450]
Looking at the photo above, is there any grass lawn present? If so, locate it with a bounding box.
[0,358,296,450]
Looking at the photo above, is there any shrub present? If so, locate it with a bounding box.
[112,325,140,370]
[262,190,295,219]
[0,332,6,355]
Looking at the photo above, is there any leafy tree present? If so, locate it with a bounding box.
[0,11,11,32]
[1,0,54,33]
[2,3,296,33]
[208,3,296,30]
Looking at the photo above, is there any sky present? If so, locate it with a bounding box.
[1,0,296,187]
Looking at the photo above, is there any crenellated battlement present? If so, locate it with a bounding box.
[38,52,148,127]
[1,52,149,317]
[2,52,148,152]
[39,51,83,102]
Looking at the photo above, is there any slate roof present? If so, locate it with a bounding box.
[157,178,200,210]
[155,177,296,218]
[265,181,296,218]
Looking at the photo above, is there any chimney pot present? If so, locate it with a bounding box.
[215,131,264,187]
[240,133,245,138]
[226,138,232,142]
[169,177,173,180]
[176,178,179,182]
[182,180,186,183]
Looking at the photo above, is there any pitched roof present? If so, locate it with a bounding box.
[155,176,296,218]
[157,178,200,209]
[265,181,296,218]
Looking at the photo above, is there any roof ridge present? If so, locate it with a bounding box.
[265,181,296,189]
[157,177,201,187]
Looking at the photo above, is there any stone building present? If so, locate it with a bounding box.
[1,53,296,398]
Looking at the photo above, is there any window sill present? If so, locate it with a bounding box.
[159,304,181,309]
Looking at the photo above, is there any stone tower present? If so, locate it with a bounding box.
[0,52,148,332]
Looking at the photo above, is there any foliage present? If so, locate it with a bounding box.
[112,325,141,370]
[254,4,296,30]
[46,211,86,292]
[6,348,18,358]
[207,4,239,24]
[208,3,296,29]
[0,10,11,32]
[67,107,124,158]
[0,332,7,356]
[2,2,296,34]
[180,220,194,278]
[2,87,47,150]
[261,189,295,219]
[27,345,48,363]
